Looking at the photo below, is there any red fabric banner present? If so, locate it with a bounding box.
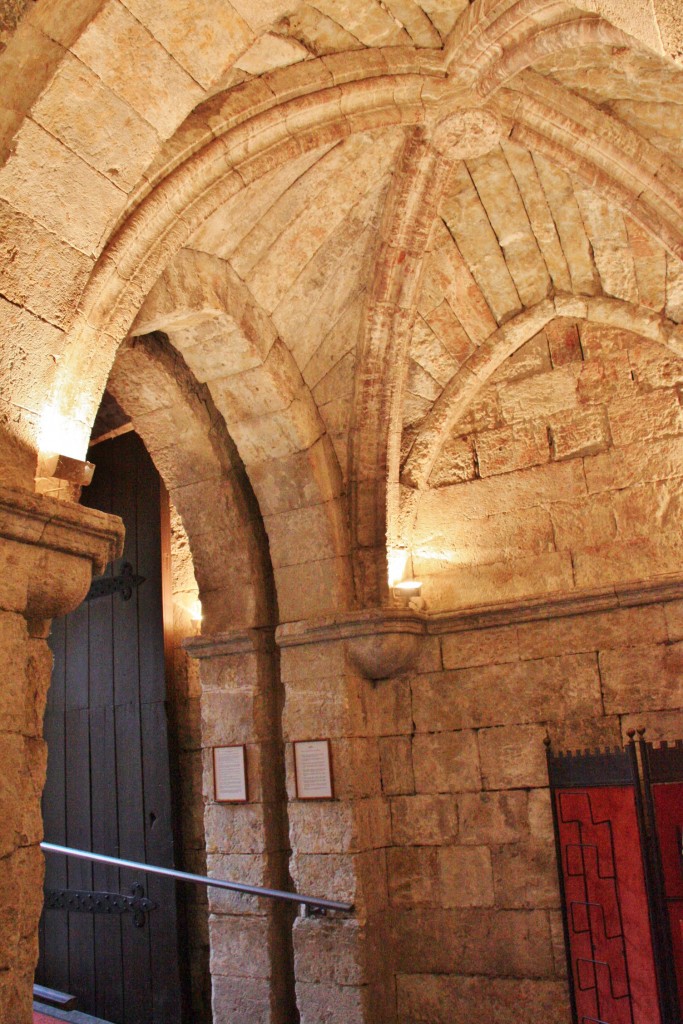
[556,786,661,1024]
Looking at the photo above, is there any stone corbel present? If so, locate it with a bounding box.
[276,608,428,681]
[0,485,125,634]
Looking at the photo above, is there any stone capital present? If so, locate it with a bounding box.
[183,626,275,659]
[276,608,428,681]
[0,485,124,632]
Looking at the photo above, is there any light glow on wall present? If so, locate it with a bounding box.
[38,403,90,463]
[387,548,410,588]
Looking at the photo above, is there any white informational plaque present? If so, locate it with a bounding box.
[294,739,333,800]
[213,745,248,803]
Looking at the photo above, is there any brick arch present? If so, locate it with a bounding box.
[106,331,272,632]
[132,248,353,621]
[104,333,298,1021]
[396,295,683,562]
[402,295,683,490]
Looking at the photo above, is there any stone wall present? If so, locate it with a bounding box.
[411,320,683,612]
[279,590,683,1023]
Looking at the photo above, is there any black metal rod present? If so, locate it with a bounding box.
[41,842,353,913]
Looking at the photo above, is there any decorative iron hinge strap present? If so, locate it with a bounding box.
[44,883,157,928]
[86,561,145,602]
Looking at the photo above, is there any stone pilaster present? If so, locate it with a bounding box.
[276,609,427,1024]
[0,485,124,1024]
[184,628,296,1024]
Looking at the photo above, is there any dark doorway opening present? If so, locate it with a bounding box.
[36,431,184,1024]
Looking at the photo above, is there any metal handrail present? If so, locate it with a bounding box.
[41,842,353,914]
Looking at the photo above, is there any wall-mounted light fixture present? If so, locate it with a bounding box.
[189,599,203,623]
[39,452,95,487]
[392,578,423,609]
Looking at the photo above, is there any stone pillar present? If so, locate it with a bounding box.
[276,610,425,1024]
[0,485,124,1024]
[184,629,296,1024]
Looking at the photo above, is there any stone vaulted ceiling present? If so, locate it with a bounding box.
[2,0,683,618]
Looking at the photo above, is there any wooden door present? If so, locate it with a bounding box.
[37,431,183,1024]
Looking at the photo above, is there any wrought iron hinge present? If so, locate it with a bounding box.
[86,562,145,602]
[44,883,157,928]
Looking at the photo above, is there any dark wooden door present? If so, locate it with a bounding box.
[37,431,183,1024]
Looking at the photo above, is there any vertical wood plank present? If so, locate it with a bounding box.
[65,705,95,1007]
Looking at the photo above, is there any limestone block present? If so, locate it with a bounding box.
[282,685,350,740]
[665,599,683,640]
[492,842,560,910]
[498,364,580,423]
[211,974,272,1024]
[120,0,254,88]
[532,155,600,297]
[547,715,622,752]
[330,738,381,799]
[546,320,583,367]
[387,847,440,906]
[72,0,205,139]
[31,52,159,191]
[204,802,268,856]
[599,642,683,713]
[499,142,572,292]
[288,801,354,855]
[200,688,267,746]
[626,217,667,312]
[293,917,367,986]
[295,981,365,1024]
[213,341,304,419]
[548,406,611,461]
[0,199,93,328]
[209,917,270,978]
[350,675,414,737]
[438,845,494,908]
[439,171,522,326]
[479,724,549,790]
[396,974,571,1024]
[206,853,269,915]
[528,788,554,843]
[417,459,586,521]
[274,555,351,623]
[199,651,260,692]
[427,434,477,488]
[620,709,683,742]
[573,536,683,589]
[629,342,683,392]
[577,353,636,406]
[264,500,349,569]
[442,625,518,670]
[584,436,683,493]
[0,118,123,254]
[493,332,553,385]
[610,389,683,447]
[390,794,458,846]
[547,493,617,552]
[249,436,343,516]
[412,730,481,793]
[379,736,415,796]
[467,147,550,308]
[612,481,683,543]
[390,907,554,977]
[476,420,550,478]
[229,391,324,464]
[279,638,346,683]
[517,605,668,660]
[422,552,575,613]
[412,654,601,732]
[290,853,357,909]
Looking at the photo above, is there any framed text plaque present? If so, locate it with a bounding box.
[213,745,248,802]
[294,739,333,800]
